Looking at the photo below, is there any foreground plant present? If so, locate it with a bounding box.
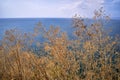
[0,8,119,80]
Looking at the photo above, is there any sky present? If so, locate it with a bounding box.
[0,0,120,18]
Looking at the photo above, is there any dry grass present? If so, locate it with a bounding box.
[0,8,120,80]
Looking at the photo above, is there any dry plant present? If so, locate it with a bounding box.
[72,7,120,80]
[0,7,119,80]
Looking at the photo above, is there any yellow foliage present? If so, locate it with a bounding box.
[0,8,119,80]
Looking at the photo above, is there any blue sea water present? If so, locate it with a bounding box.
[0,18,73,39]
[0,18,120,39]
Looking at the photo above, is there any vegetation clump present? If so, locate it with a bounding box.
[0,8,120,80]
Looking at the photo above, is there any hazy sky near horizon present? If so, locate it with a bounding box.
[0,0,120,18]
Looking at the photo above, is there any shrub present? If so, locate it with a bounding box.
[0,8,119,80]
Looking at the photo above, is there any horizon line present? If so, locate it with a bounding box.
[0,17,120,19]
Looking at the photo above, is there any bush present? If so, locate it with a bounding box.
[0,8,119,80]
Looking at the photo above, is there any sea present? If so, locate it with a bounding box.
[0,18,120,40]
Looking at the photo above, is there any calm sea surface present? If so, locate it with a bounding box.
[0,18,120,39]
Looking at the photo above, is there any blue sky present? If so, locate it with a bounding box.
[0,0,120,18]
